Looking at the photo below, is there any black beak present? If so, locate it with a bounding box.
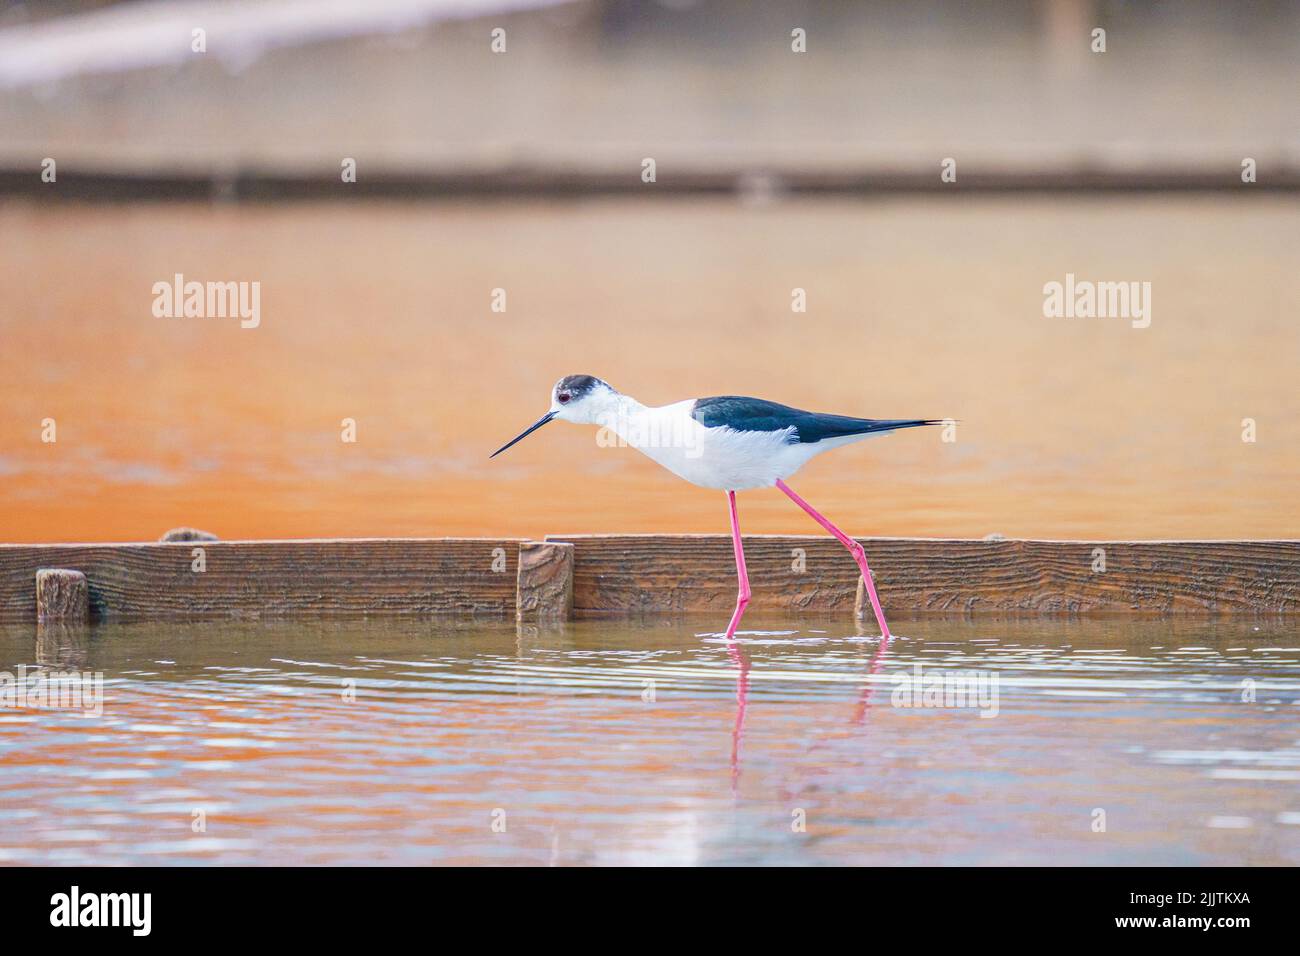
[490,411,556,458]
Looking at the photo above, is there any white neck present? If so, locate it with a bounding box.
[591,392,649,440]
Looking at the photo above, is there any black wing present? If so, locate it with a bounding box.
[690,396,938,445]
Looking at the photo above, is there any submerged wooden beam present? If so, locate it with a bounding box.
[35,568,89,624]
[516,541,574,623]
[547,535,1300,616]
[0,539,523,622]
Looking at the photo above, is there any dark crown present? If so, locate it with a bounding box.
[557,374,607,397]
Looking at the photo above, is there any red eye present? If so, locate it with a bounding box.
[558,392,571,404]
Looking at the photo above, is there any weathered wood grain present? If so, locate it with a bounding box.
[3,536,1296,621]
[545,534,867,615]
[851,539,1300,615]
[1,539,522,622]
[516,541,574,623]
[546,535,1300,616]
[35,568,89,623]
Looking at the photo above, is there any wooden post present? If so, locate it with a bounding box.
[853,572,887,623]
[516,541,574,623]
[35,568,89,624]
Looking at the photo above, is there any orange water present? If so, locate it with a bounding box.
[1,196,1296,543]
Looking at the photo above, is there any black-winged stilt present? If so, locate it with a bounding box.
[490,375,938,640]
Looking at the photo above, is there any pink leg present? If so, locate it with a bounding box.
[722,491,752,792]
[774,478,891,639]
[723,490,752,641]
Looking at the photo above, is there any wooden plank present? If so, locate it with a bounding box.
[858,539,1300,614]
[2,536,1296,621]
[546,535,1300,616]
[0,539,523,622]
[545,534,864,616]
[516,541,574,623]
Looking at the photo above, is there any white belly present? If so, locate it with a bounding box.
[608,403,851,490]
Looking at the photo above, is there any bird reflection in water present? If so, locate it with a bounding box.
[724,616,892,795]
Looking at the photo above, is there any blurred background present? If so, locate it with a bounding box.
[0,0,1297,543]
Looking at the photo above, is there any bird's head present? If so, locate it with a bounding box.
[490,374,619,458]
[549,374,618,424]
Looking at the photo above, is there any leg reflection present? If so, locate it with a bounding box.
[727,638,750,794]
[850,623,892,726]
